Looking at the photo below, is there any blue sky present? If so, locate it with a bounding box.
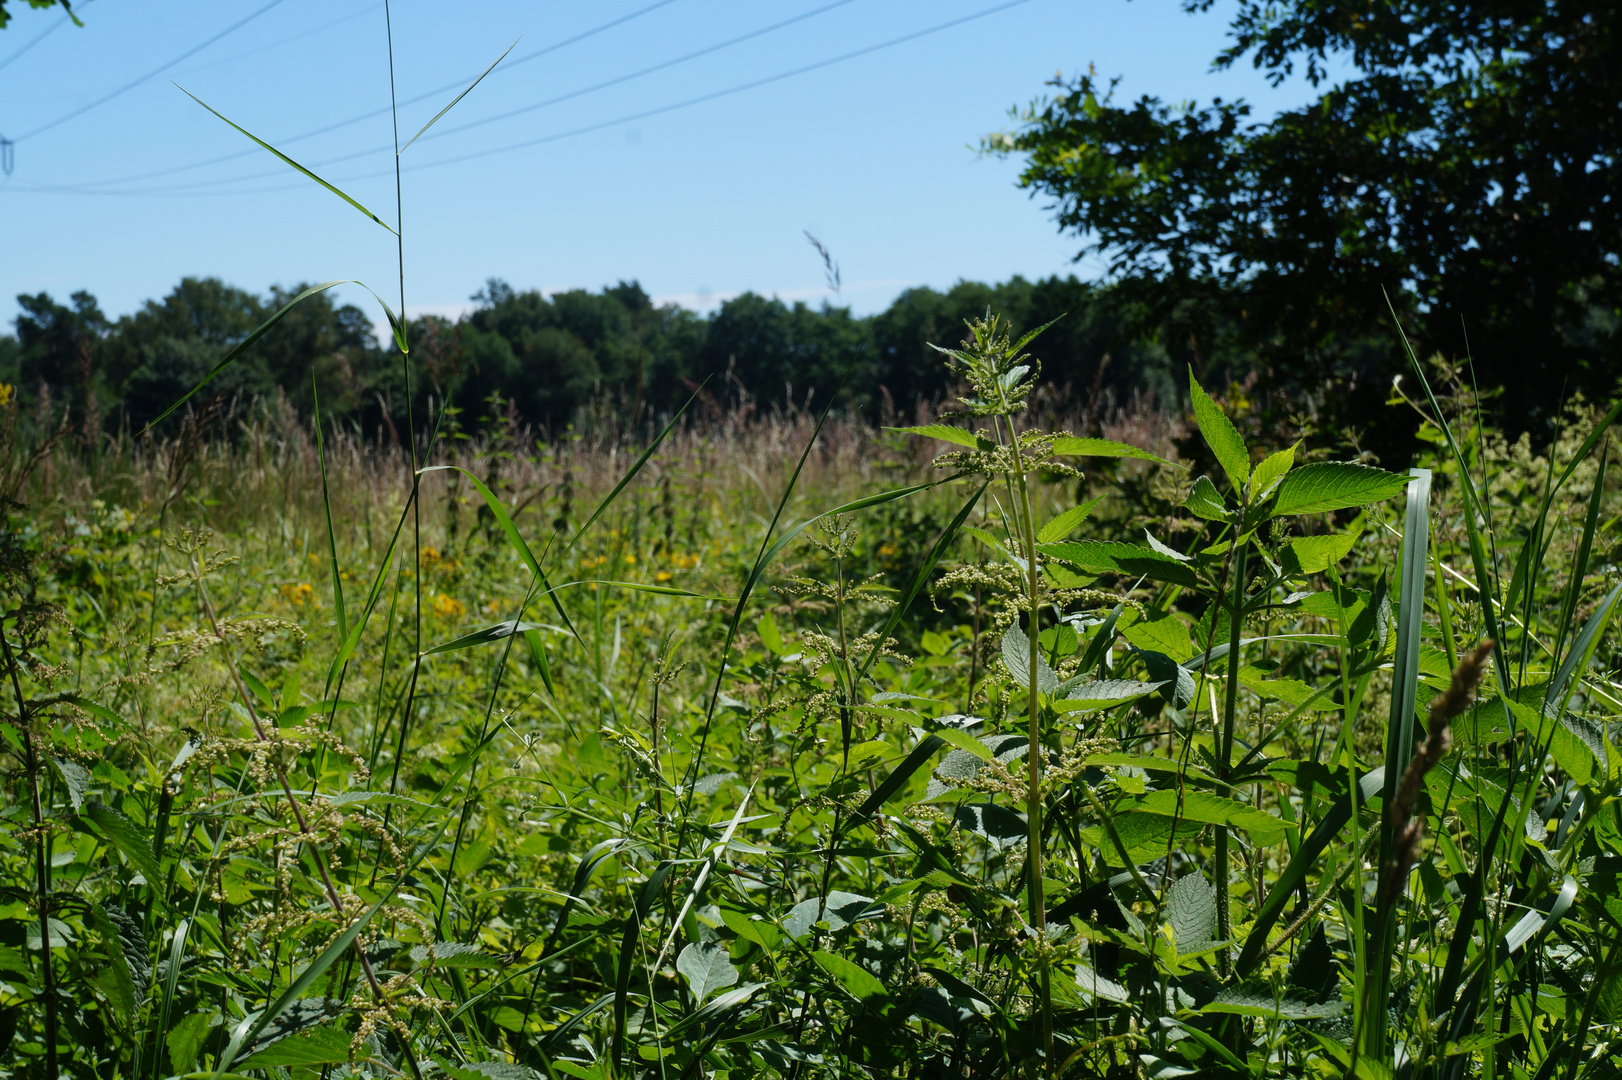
[0,0,1333,335]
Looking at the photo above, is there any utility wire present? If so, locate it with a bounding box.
[0,9,70,76]
[168,2,381,79]
[7,0,1039,199]
[15,0,287,142]
[38,0,686,190]
[73,0,863,197]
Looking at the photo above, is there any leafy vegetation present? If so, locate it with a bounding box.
[1,317,1620,1077]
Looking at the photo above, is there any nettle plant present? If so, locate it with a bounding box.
[856,315,1590,1077]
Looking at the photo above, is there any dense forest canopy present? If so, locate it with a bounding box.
[0,273,1225,439]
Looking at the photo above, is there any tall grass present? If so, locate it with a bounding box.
[2,9,1621,1079]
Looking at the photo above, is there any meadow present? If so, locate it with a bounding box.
[1,318,1620,1080]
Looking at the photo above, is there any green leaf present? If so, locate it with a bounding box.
[1120,609,1193,663]
[1041,540,1201,588]
[889,424,989,450]
[1050,436,1176,467]
[813,950,888,1002]
[1270,462,1409,516]
[1166,870,1216,955]
[1183,474,1229,521]
[1126,790,1285,842]
[677,941,739,1005]
[83,800,159,884]
[52,757,90,813]
[236,1024,361,1069]
[1202,991,1343,1020]
[1188,370,1250,491]
[1036,497,1103,543]
[177,86,396,234]
[1002,623,1059,694]
[423,619,552,656]
[399,41,517,154]
[167,1011,217,1074]
[1250,443,1297,499]
[409,942,501,968]
[757,612,785,654]
[1282,532,1358,575]
[1052,679,1167,714]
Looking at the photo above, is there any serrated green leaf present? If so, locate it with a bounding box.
[889,424,987,450]
[1120,609,1193,663]
[1282,532,1358,574]
[1002,623,1059,694]
[1036,497,1103,543]
[813,950,888,1002]
[83,800,159,883]
[53,757,90,812]
[1203,990,1344,1019]
[236,1023,361,1069]
[1166,870,1216,955]
[1052,679,1167,714]
[1041,540,1201,588]
[1127,790,1285,841]
[1271,462,1409,516]
[1184,474,1229,521]
[1188,371,1250,491]
[167,1011,216,1074]
[1251,443,1297,500]
[677,941,739,1005]
[757,611,785,654]
[1050,436,1176,467]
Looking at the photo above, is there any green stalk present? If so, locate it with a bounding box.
[1214,518,1250,975]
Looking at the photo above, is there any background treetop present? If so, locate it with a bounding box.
[991,0,1622,436]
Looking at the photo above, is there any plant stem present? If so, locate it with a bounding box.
[1215,538,1248,975]
[1,625,55,1077]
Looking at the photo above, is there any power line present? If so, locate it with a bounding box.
[7,0,1039,198]
[93,0,863,197]
[168,2,381,79]
[0,9,70,75]
[15,0,288,142]
[40,0,686,191]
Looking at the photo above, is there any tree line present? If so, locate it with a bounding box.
[0,274,1233,442]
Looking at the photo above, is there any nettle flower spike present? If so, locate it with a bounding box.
[929,312,1054,418]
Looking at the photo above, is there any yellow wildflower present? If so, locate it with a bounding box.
[431,593,465,619]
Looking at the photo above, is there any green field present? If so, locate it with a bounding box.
[1,319,1619,1079]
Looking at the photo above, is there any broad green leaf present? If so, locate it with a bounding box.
[1188,371,1250,491]
[1050,436,1177,467]
[1250,442,1297,499]
[1236,669,1338,710]
[1036,497,1103,543]
[83,800,159,884]
[1002,623,1059,694]
[409,942,502,968]
[813,950,888,1002]
[52,757,90,812]
[1120,609,1193,662]
[1271,462,1408,516]
[178,86,396,234]
[237,1024,361,1069]
[889,424,989,450]
[1166,870,1215,955]
[1052,679,1167,714]
[1126,790,1286,842]
[677,941,739,1005]
[1183,475,1229,521]
[1282,532,1358,575]
[1041,540,1201,588]
[932,726,994,762]
[757,611,785,654]
[1203,991,1343,1020]
[167,1011,217,1074]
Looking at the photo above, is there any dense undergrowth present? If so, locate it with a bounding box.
[0,319,1619,1079]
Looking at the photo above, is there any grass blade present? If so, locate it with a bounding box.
[398,40,517,154]
[176,85,397,234]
